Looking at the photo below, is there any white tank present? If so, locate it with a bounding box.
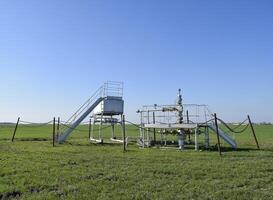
[93,96,124,116]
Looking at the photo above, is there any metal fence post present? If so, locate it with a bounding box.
[248,115,260,149]
[53,117,56,147]
[11,117,20,142]
[57,117,60,140]
[214,113,222,156]
[122,115,126,152]
[88,118,92,139]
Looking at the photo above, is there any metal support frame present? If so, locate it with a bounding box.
[195,126,199,151]
[99,112,103,141]
[90,114,103,143]
[205,126,209,150]
[160,129,163,146]
[186,110,191,143]
[111,116,115,139]
[58,81,123,143]
[90,114,124,144]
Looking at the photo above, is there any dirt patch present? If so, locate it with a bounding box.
[0,190,22,200]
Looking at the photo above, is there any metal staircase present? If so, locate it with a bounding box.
[208,124,237,149]
[57,81,123,143]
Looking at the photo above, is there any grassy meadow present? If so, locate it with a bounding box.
[0,123,273,199]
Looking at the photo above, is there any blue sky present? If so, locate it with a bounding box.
[0,0,273,123]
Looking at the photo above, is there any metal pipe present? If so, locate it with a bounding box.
[91,116,95,139]
[205,126,209,149]
[153,112,156,145]
[195,126,199,151]
[178,130,184,150]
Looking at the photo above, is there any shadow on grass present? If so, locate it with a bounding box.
[15,138,269,153]
[64,141,126,147]
[13,138,50,142]
[209,145,264,152]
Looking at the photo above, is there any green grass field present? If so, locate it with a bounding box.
[0,124,273,199]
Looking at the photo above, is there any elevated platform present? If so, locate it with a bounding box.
[144,123,198,129]
[58,81,124,143]
[93,96,124,116]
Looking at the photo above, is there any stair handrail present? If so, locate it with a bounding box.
[64,85,104,125]
[62,81,123,126]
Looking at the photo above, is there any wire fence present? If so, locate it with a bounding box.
[0,115,254,148]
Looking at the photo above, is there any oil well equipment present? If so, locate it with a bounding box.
[137,89,238,151]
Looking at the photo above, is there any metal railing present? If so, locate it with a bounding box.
[61,81,123,132]
[139,104,213,125]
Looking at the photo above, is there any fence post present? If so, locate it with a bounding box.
[214,113,222,156]
[248,115,260,150]
[88,118,92,139]
[53,117,56,147]
[11,117,20,142]
[122,115,126,152]
[57,117,60,141]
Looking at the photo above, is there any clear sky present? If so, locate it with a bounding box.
[0,0,273,123]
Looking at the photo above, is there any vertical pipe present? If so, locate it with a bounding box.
[186,110,189,123]
[140,111,143,138]
[91,116,95,139]
[111,123,115,139]
[142,128,145,148]
[111,116,115,139]
[11,117,20,142]
[214,113,222,156]
[153,112,156,145]
[164,133,167,146]
[178,130,184,150]
[248,115,260,149]
[53,117,56,147]
[205,127,209,150]
[122,115,126,152]
[147,128,151,147]
[147,111,150,146]
[141,112,145,148]
[120,115,124,140]
[160,129,163,146]
[187,110,190,142]
[195,126,199,151]
[204,108,209,150]
[99,113,103,141]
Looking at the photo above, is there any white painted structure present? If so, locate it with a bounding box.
[57,81,125,143]
[90,81,125,144]
[137,89,237,150]
[93,96,124,116]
